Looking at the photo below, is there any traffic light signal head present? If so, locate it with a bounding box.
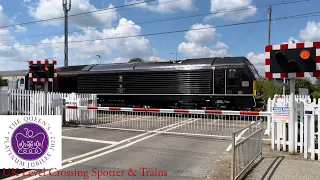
[28,60,57,82]
[265,42,320,78]
[29,64,54,78]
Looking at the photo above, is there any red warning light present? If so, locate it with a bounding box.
[300,50,310,60]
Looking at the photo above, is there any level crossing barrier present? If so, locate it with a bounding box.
[64,105,271,139]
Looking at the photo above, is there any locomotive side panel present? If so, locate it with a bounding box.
[77,70,212,95]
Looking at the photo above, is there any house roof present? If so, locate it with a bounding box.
[0,70,28,77]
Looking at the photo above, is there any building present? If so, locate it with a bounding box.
[0,70,27,90]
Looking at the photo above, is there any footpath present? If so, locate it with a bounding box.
[204,143,320,180]
[244,144,320,180]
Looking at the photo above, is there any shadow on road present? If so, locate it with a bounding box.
[243,155,285,180]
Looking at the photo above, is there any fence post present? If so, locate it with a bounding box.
[60,98,66,126]
[266,98,271,136]
[289,78,295,153]
[231,132,235,180]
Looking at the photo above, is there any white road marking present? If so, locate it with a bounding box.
[22,118,198,180]
[62,127,81,131]
[60,117,196,164]
[62,136,118,145]
[4,130,150,180]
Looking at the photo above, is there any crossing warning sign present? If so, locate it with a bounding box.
[272,106,290,123]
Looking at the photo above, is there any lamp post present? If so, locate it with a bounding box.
[170,52,177,61]
[96,55,101,64]
[47,57,57,60]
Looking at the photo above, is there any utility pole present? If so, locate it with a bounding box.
[63,0,71,67]
[268,5,271,45]
[268,5,286,95]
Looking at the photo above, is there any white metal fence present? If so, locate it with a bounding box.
[231,120,263,180]
[64,105,270,139]
[0,89,98,121]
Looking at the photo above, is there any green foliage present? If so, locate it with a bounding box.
[312,77,320,99]
[259,77,320,100]
[294,78,313,94]
[261,79,282,101]
[0,76,2,87]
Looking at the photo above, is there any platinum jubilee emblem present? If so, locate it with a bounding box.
[12,123,49,160]
[1,115,62,169]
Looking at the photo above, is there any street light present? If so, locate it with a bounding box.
[170,52,177,61]
[96,55,101,64]
[47,57,57,60]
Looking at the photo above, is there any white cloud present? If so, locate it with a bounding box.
[214,41,228,49]
[282,37,300,44]
[246,52,265,75]
[205,0,257,21]
[184,24,219,44]
[26,0,118,28]
[178,42,229,58]
[15,25,27,32]
[178,24,229,59]
[299,21,320,41]
[0,43,46,71]
[0,5,41,70]
[125,0,196,13]
[0,5,12,37]
[40,18,160,65]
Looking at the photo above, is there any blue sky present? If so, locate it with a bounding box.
[0,0,320,75]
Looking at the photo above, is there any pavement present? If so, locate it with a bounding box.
[1,126,233,180]
[243,144,320,180]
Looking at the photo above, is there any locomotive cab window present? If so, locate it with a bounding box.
[228,69,238,86]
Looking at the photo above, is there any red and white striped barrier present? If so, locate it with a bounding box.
[65,105,271,116]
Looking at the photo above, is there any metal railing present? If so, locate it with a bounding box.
[64,106,269,139]
[231,119,263,180]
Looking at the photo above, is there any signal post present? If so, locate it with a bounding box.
[265,42,320,153]
[28,60,57,115]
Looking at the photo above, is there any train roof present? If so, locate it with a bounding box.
[54,56,260,78]
[87,57,252,71]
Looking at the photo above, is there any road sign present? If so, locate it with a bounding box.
[299,88,309,95]
[28,60,57,82]
[272,106,290,123]
[265,41,320,79]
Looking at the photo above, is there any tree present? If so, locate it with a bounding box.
[0,76,2,87]
[311,77,320,99]
[129,58,144,63]
[261,79,282,100]
[293,78,313,95]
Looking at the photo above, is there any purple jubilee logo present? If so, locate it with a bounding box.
[4,116,56,169]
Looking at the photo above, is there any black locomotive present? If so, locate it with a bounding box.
[25,57,264,110]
